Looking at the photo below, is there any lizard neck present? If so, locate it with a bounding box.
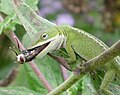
[56,25,69,48]
[58,25,77,45]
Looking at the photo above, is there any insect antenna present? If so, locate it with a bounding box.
[9,37,22,56]
[9,47,18,56]
[14,37,21,52]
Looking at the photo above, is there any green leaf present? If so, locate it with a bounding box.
[67,74,98,95]
[11,0,56,39]
[9,65,30,87]
[0,14,19,34]
[109,83,120,95]
[23,55,64,91]
[0,0,40,35]
[23,0,39,11]
[0,0,39,15]
[0,87,39,95]
[9,65,48,94]
[34,55,64,88]
[67,80,82,95]
[82,74,98,95]
[0,0,14,15]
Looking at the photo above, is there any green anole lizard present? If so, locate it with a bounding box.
[30,25,120,95]
[12,0,120,95]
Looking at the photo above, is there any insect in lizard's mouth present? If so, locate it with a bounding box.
[31,41,51,56]
[17,41,51,63]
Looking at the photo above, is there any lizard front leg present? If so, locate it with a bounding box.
[65,42,76,64]
[65,43,82,73]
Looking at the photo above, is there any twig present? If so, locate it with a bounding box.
[48,40,120,95]
[47,53,69,80]
[4,30,53,92]
[48,53,71,71]
[0,68,18,86]
[60,65,69,80]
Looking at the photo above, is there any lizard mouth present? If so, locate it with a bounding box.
[16,41,51,63]
[26,34,65,59]
[28,41,51,57]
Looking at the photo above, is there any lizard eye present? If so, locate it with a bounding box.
[41,33,48,39]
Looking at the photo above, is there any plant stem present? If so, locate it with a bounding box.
[60,65,69,80]
[83,39,120,72]
[47,73,84,95]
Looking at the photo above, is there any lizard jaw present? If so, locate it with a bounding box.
[32,34,65,58]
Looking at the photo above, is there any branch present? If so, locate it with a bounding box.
[48,40,120,95]
[47,53,69,80]
[48,53,71,71]
[0,68,18,86]
[83,39,120,72]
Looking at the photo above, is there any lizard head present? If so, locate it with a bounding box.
[28,26,66,58]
